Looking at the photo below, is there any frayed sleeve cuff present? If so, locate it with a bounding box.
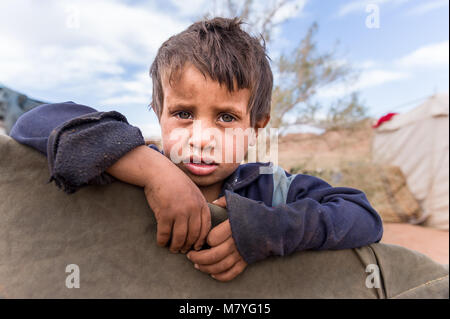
[47,111,145,193]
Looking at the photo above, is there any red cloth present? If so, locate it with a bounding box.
[372,113,398,128]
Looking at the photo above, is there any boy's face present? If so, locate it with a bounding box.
[156,64,266,188]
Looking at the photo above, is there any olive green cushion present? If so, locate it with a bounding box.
[0,135,448,298]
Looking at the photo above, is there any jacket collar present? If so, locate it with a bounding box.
[221,162,272,194]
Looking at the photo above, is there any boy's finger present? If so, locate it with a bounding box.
[195,251,240,274]
[181,213,201,253]
[194,204,211,250]
[206,220,231,247]
[170,217,188,253]
[211,260,247,282]
[156,217,173,247]
[212,196,227,208]
[188,237,234,265]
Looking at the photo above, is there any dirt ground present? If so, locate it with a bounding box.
[277,120,373,173]
[277,121,449,265]
[381,223,449,264]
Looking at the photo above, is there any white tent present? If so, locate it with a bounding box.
[372,93,449,230]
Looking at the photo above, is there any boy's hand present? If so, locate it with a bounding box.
[187,196,248,282]
[107,145,211,253]
[144,159,211,254]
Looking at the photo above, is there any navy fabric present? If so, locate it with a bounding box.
[9,102,97,154]
[221,167,383,263]
[10,102,383,264]
[10,102,145,193]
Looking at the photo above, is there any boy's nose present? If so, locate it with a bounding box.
[187,119,220,153]
[188,131,217,152]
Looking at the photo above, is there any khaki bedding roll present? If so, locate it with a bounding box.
[0,135,448,298]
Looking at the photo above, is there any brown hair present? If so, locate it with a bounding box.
[149,17,273,126]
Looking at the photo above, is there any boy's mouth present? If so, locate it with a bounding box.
[184,162,219,176]
[183,156,219,176]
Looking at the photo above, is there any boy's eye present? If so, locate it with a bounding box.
[176,111,192,120]
[219,114,235,123]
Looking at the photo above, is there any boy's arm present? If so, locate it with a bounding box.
[10,102,146,193]
[10,102,211,252]
[224,170,383,264]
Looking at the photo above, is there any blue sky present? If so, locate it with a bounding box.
[0,0,448,138]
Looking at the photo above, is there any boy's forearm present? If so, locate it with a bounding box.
[106,145,171,188]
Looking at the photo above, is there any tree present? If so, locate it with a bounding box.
[270,22,357,130]
[318,92,369,130]
[204,0,366,131]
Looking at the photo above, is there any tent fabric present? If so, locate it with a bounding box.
[372,94,449,230]
[0,135,448,298]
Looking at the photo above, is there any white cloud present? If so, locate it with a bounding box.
[169,0,211,18]
[0,32,126,90]
[316,41,449,100]
[354,60,377,69]
[199,0,307,21]
[101,94,150,106]
[396,41,449,69]
[357,69,409,87]
[100,71,152,106]
[338,0,382,17]
[272,0,308,24]
[406,0,449,16]
[317,69,409,98]
[337,0,409,17]
[0,0,188,106]
[138,123,162,139]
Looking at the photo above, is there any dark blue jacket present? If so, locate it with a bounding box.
[10,102,383,264]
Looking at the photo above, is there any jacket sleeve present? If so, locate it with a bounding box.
[9,101,145,193]
[224,171,384,264]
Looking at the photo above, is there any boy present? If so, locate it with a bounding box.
[10,17,383,282]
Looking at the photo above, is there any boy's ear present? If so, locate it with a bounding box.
[248,115,270,147]
[249,115,270,146]
[254,115,270,136]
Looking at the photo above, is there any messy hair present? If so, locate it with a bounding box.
[149,17,273,126]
